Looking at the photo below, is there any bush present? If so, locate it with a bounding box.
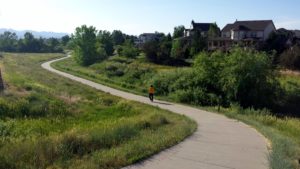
[105,62,125,77]
[279,45,300,70]
[125,63,153,83]
[119,42,139,58]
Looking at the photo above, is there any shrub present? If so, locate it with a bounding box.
[105,62,125,77]
[119,43,139,58]
[279,45,300,70]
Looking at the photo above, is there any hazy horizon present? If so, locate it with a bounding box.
[0,0,300,35]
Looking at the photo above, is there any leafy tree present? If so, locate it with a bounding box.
[72,25,103,66]
[118,40,139,58]
[61,35,70,46]
[208,23,221,38]
[111,30,125,45]
[142,40,158,62]
[97,30,114,56]
[173,25,185,39]
[189,30,207,56]
[279,45,300,70]
[20,32,39,52]
[171,39,184,59]
[263,28,294,55]
[221,48,278,108]
[0,31,18,52]
[193,48,279,109]
[142,34,173,64]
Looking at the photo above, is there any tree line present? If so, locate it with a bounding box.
[0,31,70,53]
[70,25,138,66]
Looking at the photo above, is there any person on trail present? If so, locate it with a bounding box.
[148,85,154,102]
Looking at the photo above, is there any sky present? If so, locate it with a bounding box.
[0,0,300,35]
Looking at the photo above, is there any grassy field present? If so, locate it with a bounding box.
[0,53,196,169]
[53,55,176,96]
[53,55,300,169]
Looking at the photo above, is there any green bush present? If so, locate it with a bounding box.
[105,62,125,77]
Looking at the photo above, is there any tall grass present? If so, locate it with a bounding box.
[0,53,196,169]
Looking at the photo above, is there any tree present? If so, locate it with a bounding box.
[0,31,18,52]
[72,25,103,66]
[279,45,300,70]
[221,48,278,108]
[173,25,185,39]
[142,34,173,64]
[61,35,70,46]
[97,30,114,56]
[171,39,184,59]
[118,40,139,58]
[189,30,207,56]
[111,30,125,45]
[20,32,41,52]
[263,28,294,56]
[208,23,221,38]
[46,38,63,52]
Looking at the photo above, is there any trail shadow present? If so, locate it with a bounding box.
[153,101,173,105]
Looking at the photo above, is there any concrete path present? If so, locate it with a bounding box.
[42,56,269,169]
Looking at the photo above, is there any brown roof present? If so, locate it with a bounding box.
[222,20,275,32]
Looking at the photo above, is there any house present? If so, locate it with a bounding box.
[135,33,161,46]
[184,20,215,37]
[208,20,276,51]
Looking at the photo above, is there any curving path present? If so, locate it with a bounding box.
[42,56,269,169]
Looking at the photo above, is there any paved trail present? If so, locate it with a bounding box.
[42,56,269,169]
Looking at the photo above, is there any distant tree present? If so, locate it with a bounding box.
[72,25,102,66]
[117,40,139,58]
[189,30,207,56]
[279,45,300,70]
[171,39,185,59]
[97,30,114,56]
[20,32,41,52]
[111,30,125,45]
[0,31,18,52]
[61,35,70,46]
[0,31,63,53]
[142,41,158,62]
[173,25,185,39]
[142,34,173,64]
[263,28,294,55]
[208,23,221,38]
[46,38,63,52]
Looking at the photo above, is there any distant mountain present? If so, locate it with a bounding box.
[0,28,69,39]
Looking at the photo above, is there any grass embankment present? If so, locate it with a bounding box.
[53,55,174,97]
[0,53,196,169]
[53,55,300,169]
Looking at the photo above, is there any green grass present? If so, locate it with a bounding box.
[52,55,176,97]
[53,55,300,169]
[0,53,196,169]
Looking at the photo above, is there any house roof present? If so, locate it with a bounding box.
[192,22,213,32]
[222,20,275,32]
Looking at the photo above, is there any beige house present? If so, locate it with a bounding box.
[208,20,276,51]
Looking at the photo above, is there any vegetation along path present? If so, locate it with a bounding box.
[42,55,269,169]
